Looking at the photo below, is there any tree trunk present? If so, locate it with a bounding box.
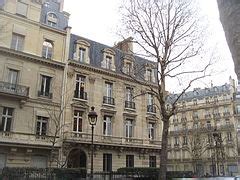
[160,119,170,180]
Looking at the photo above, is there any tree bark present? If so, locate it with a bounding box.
[160,119,170,180]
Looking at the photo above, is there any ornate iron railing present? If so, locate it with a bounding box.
[74,90,87,100]
[147,105,156,113]
[0,81,29,97]
[103,96,115,105]
[125,101,135,109]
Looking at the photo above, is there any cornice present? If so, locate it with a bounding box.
[0,46,65,69]
[68,60,158,88]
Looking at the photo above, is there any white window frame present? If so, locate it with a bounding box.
[40,75,52,96]
[148,122,155,140]
[1,107,13,131]
[8,69,18,84]
[105,82,113,98]
[125,119,133,138]
[79,47,86,62]
[126,87,133,102]
[36,116,48,136]
[11,33,25,51]
[73,110,83,133]
[42,40,53,59]
[103,116,112,136]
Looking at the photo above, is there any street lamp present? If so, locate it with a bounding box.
[88,106,98,179]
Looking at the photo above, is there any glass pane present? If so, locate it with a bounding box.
[6,118,11,131]
[8,69,18,84]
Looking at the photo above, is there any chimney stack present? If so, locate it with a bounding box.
[114,37,133,54]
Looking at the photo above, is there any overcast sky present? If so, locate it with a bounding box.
[64,0,236,89]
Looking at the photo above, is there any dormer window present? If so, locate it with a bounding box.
[74,39,90,64]
[122,55,135,75]
[42,40,53,59]
[101,48,116,71]
[79,47,86,62]
[145,64,155,83]
[105,56,112,69]
[47,13,57,27]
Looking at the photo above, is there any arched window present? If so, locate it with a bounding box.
[47,13,57,27]
[42,40,53,59]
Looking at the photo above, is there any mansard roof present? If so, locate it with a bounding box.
[167,83,231,103]
[69,34,157,80]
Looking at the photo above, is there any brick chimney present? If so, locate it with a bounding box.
[114,37,133,54]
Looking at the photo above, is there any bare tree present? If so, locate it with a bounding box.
[120,0,212,179]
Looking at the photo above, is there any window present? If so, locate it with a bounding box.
[42,40,53,59]
[174,137,179,146]
[183,136,188,145]
[8,69,18,85]
[227,132,232,141]
[31,156,47,168]
[39,75,52,98]
[149,156,156,167]
[192,111,198,120]
[148,122,155,140]
[126,155,134,167]
[0,107,13,131]
[36,116,48,136]
[73,110,82,133]
[193,122,198,129]
[103,154,112,172]
[193,99,197,105]
[125,119,133,138]
[126,87,133,102]
[103,116,112,136]
[105,56,112,70]
[47,13,57,27]
[74,75,86,100]
[79,47,86,62]
[124,62,132,75]
[228,164,238,174]
[11,33,25,51]
[236,105,240,114]
[206,121,211,129]
[16,0,28,17]
[103,82,114,105]
[146,69,153,82]
[147,93,156,113]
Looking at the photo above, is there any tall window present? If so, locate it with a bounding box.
[103,116,112,136]
[149,156,156,167]
[103,154,112,172]
[47,13,57,27]
[183,136,188,145]
[206,121,211,129]
[105,82,113,98]
[126,87,133,102]
[126,155,134,167]
[147,93,154,106]
[146,69,152,82]
[174,137,179,145]
[73,110,82,133]
[227,132,232,141]
[16,0,28,16]
[8,69,18,84]
[75,75,86,99]
[148,122,155,140]
[79,48,86,62]
[11,33,25,51]
[42,40,53,59]
[39,75,52,98]
[36,116,48,136]
[125,119,133,138]
[105,56,112,69]
[0,107,13,131]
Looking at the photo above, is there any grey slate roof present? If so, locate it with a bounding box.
[40,0,68,31]
[167,84,231,103]
[69,34,157,80]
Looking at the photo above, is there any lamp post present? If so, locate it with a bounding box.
[88,106,98,180]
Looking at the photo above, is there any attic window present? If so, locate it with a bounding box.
[74,39,90,64]
[47,13,57,27]
[101,48,116,71]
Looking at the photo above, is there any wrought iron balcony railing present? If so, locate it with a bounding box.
[125,101,135,109]
[103,96,115,105]
[74,90,87,100]
[38,91,52,99]
[0,81,29,97]
[147,105,156,113]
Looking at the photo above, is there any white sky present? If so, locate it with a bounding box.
[64,0,237,89]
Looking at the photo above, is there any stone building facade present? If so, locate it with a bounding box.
[168,77,239,176]
[0,0,239,175]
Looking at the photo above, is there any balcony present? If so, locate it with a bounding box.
[125,101,135,109]
[74,90,88,100]
[103,96,115,105]
[147,105,156,113]
[0,131,60,147]
[64,132,161,148]
[0,81,29,98]
[38,91,52,99]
